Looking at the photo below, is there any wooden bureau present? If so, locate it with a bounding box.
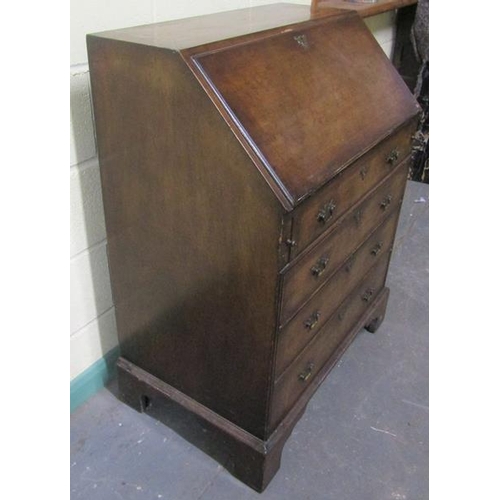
[87,3,420,492]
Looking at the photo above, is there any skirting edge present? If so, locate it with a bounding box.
[116,286,390,492]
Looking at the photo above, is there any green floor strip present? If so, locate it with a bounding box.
[70,346,120,412]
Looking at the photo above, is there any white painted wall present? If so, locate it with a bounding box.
[70,0,396,381]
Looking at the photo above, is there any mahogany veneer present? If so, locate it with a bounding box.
[87,3,420,492]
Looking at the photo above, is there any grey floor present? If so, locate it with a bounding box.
[71,180,429,500]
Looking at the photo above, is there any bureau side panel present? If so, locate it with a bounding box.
[87,37,283,439]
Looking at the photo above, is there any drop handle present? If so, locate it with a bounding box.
[317,200,336,224]
[298,362,314,382]
[311,257,329,277]
[362,288,375,303]
[386,148,400,165]
[304,311,321,331]
[294,34,309,50]
[380,195,393,210]
[370,241,383,256]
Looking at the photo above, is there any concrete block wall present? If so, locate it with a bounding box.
[70,0,397,382]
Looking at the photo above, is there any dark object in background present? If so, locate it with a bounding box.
[393,3,419,91]
[393,0,429,183]
[410,0,429,183]
[411,61,429,183]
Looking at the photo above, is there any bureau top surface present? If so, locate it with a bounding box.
[89,3,420,208]
[88,3,340,51]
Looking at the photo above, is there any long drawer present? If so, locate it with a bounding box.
[275,211,399,376]
[270,253,391,429]
[288,120,415,257]
[280,159,408,324]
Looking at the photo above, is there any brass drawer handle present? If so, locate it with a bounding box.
[370,241,383,256]
[338,310,346,321]
[386,148,400,165]
[298,362,314,382]
[317,200,336,224]
[304,310,321,331]
[294,34,309,50]
[362,288,375,302]
[380,195,393,210]
[360,166,368,180]
[311,256,329,277]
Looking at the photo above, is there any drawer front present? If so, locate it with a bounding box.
[280,159,408,324]
[290,121,415,256]
[275,211,399,376]
[271,254,390,429]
